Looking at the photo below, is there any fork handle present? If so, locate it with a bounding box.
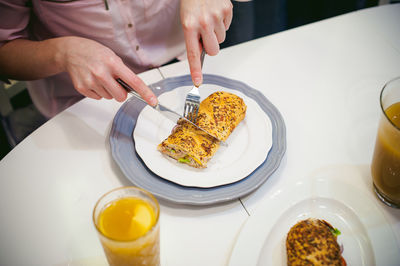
[200,48,205,70]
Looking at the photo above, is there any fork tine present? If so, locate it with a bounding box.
[185,103,199,123]
[193,104,198,122]
[184,103,191,120]
[193,104,199,123]
[185,104,190,120]
[188,104,195,122]
[183,103,189,118]
[183,49,204,122]
[185,103,193,120]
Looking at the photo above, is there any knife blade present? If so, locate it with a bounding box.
[116,79,225,143]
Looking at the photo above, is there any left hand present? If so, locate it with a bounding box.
[180,0,233,86]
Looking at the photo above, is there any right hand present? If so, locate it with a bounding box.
[180,0,233,87]
[59,36,157,106]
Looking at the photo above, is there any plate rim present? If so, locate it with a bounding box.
[109,74,286,205]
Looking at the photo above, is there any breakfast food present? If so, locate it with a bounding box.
[195,91,247,142]
[286,218,346,266]
[157,91,247,168]
[157,120,221,168]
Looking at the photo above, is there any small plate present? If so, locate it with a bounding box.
[109,74,286,205]
[228,165,400,265]
[133,85,272,188]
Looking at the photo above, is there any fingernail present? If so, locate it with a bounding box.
[149,96,158,106]
[194,77,202,87]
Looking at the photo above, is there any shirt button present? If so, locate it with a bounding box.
[128,23,133,28]
[136,45,139,51]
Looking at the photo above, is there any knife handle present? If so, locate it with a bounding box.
[116,78,149,105]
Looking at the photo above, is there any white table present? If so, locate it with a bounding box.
[1,4,400,265]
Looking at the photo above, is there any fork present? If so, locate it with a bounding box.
[183,48,206,123]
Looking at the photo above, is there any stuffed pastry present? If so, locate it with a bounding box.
[157,91,246,168]
[196,91,247,142]
[157,119,220,168]
[286,218,346,266]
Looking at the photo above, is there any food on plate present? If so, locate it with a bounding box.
[286,218,346,266]
[157,120,220,168]
[157,91,246,168]
[196,91,247,142]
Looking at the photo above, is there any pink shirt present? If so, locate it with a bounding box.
[0,0,185,118]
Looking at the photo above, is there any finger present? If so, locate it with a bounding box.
[184,30,203,86]
[99,76,127,101]
[70,74,102,100]
[223,10,233,30]
[201,28,219,56]
[214,20,226,44]
[94,68,126,102]
[223,1,233,30]
[94,84,113,99]
[89,90,103,99]
[84,89,102,100]
[81,82,103,99]
[116,65,157,106]
[83,76,113,100]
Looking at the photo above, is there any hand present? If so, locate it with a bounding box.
[59,37,157,106]
[180,0,233,86]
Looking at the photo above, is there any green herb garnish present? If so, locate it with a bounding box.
[330,228,341,237]
[178,157,190,163]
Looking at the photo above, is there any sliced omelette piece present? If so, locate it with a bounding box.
[157,119,220,168]
[196,91,247,142]
[158,91,246,168]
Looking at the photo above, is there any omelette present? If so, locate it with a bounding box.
[286,218,346,266]
[157,91,247,168]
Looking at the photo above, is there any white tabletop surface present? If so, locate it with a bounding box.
[1,4,400,266]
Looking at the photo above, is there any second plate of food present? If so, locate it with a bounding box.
[133,85,272,188]
[228,165,400,265]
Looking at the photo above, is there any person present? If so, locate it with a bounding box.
[0,0,233,118]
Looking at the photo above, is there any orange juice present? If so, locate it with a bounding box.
[93,187,160,266]
[386,102,400,127]
[372,102,400,207]
[98,197,156,241]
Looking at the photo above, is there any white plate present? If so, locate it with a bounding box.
[228,165,400,266]
[133,85,272,188]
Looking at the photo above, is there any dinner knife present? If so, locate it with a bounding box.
[116,78,224,143]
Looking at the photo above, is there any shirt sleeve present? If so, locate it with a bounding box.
[0,0,31,48]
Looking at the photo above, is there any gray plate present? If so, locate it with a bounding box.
[109,74,286,206]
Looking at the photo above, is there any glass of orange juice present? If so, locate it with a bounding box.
[93,187,160,266]
[371,76,400,208]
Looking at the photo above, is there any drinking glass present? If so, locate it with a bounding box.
[93,187,160,266]
[371,76,400,208]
